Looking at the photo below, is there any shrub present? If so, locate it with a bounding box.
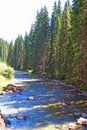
[1,67,14,79]
[28,69,34,74]
[0,62,7,73]
[0,62,14,79]
[0,62,14,90]
[41,72,47,76]
[80,83,87,90]
[0,75,5,83]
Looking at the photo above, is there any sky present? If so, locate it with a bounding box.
[0,0,72,42]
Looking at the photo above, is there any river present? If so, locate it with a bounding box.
[0,70,87,130]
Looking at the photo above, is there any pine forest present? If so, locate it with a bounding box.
[0,0,87,89]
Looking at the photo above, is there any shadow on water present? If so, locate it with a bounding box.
[0,70,87,130]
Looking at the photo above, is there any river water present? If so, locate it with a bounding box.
[0,71,87,130]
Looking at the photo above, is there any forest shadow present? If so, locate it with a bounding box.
[0,89,80,129]
[1,71,87,129]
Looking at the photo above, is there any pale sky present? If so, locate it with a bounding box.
[0,0,72,42]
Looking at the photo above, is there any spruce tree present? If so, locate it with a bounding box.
[7,41,14,67]
[33,7,50,73]
[49,1,61,78]
[52,0,71,79]
[0,39,9,62]
[13,35,25,69]
[24,32,29,70]
[71,0,87,88]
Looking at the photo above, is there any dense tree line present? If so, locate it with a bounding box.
[71,0,87,89]
[0,39,9,62]
[1,0,87,89]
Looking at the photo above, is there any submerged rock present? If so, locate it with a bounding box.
[5,119,11,125]
[16,115,26,120]
[82,113,87,118]
[74,112,81,117]
[0,92,3,96]
[58,102,68,110]
[74,112,87,118]
[27,96,34,100]
[55,123,82,130]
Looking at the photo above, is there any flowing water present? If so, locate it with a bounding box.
[0,71,87,130]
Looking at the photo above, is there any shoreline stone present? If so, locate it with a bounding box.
[0,112,6,130]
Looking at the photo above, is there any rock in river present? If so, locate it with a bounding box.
[77,117,87,125]
[16,115,27,120]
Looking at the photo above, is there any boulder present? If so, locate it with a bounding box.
[16,86,24,92]
[68,122,78,130]
[74,112,87,118]
[58,103,68,110]
[0,92,3,96]
[74,112,81,117]
[82,113,87,118]
[55,123,82,130]
[3,84,24,93]
[12,87,18,92]
[16,115,26,120]
[7,84,16,90]
[77,117,87,125]
[5,119,11,125]
[27,96,34,100]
